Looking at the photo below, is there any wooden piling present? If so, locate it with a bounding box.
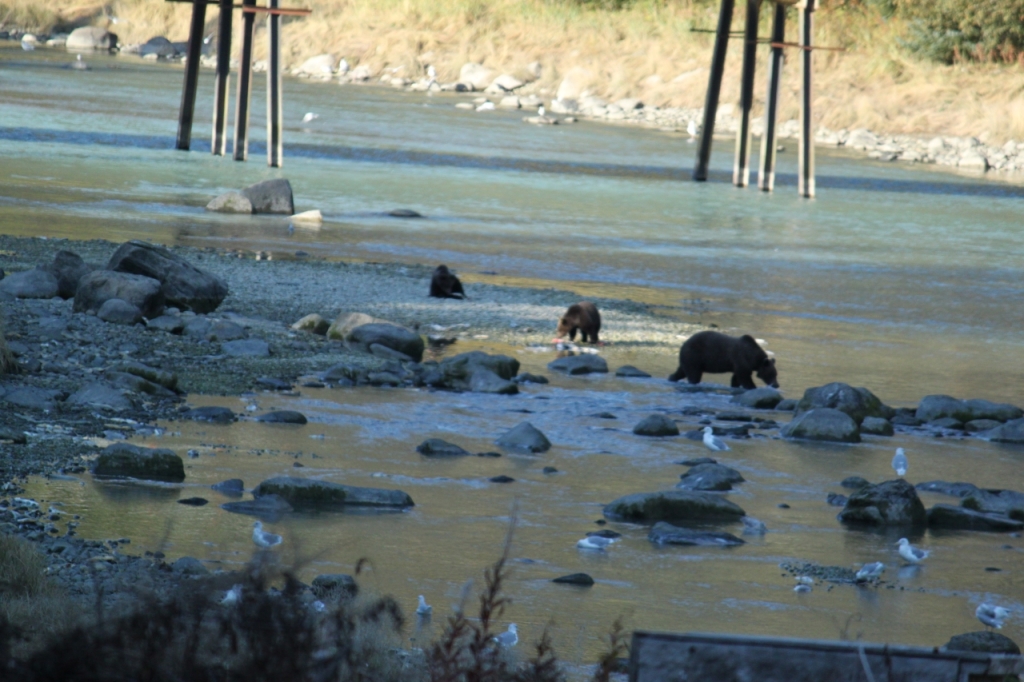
[233,0,256,161]
[733,0,761,187]
[758,3,786,192]
[798,0,815,198]
[211,0,233,156]
[175,0,207,151]
[693,0,735,182]
[267,0,284,168]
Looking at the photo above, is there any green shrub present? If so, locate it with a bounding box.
[899,0,1024,63]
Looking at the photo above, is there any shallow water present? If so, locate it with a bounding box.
[5,44,1024,660]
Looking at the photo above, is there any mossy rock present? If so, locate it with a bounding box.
[254,476,413,509]
[603,490,745,523]
[93,443,185,482]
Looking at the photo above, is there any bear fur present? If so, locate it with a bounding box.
[556,302,601,343]
[667,331,778,390]
[429,265,466,300]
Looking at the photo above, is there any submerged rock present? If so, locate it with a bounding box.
[916,395,1022,424]
[547,354,608,375]
[615,365,651,378]
[927,504,1024,531]
[254,476,414,509]
[221,493,293,518]
[837,479,927,527]
[677,463,744,492]
[182,406,236,424]
[256,410,307,425]
[603,490,745,523]
[496,422,551,453]
[781,408,860,443]
[648,521,745,546]
[416,438,471,457]
[552,573,594,586]
[632,414,680,437]
[92,442,185,482]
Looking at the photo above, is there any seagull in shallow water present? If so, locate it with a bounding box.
[416,595,432,616]
[302,112,319,123]
[538,104,546,118]
[892,448,908,477]
[702,427,730,452]
[687,120,698,138]
[855,562,886,582]
[976,603,1010,630]
[252,521,282,548]
[896,538,929,564]
[20,36,36,51]
[577,536,616,551]
[71,54,87,70]
[493,623,518,647]
[221,584,243,606]
[476,101,495,112]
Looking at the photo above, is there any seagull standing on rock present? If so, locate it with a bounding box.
[892,448,908,477]
[416,595,432,617]
[493,623,518,647]
[976,603,1010,630]
[896,538,929,564]
[252,521,282,548]
[702,427,730,452]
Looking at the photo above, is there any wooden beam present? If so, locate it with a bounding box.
[175,0,207,151]
[693,0,735,182]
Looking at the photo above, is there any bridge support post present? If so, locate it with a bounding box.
[798,0,816,197]
[267,0,284,167]
[733,0,761,187]
[211,0,233,156]
[233,0,256,161]
[175,0,207,151]
[694,0,735,182]
[758,2,786,192]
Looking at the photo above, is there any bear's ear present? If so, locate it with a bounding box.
[761,358,774,369]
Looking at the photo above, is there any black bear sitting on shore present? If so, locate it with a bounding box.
[429,265,466,299]
[556,301,601,343]
[667,331,778,390]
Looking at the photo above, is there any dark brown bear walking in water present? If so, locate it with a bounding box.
[429,265,466,299]
[667,331,778,390]
[556,301,601,343]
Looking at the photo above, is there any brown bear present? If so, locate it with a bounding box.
[429,265,466,299]
[667,331,778,390]
[556,302,601,343]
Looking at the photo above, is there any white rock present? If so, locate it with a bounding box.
[899,149,922,163]
[959,151,989,170]
[499,96,521,109]
[67,26,116,51]
[549,99,578,115]
[455,102,475,110]
[459,63,496,90]
[556,67,595,101]
[846,128,878,150]
[350,64,373,81]
[927,137,947,156]
[298,53,336,76]
[291,210,323,226]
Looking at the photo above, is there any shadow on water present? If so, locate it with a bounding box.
[4,126,1024,200]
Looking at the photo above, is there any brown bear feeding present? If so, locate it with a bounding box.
[429,265,466,299]
[667,331,778,390]
[556,301,601,343]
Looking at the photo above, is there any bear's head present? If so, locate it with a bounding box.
[757,358,779,388]
[555,315,573,338]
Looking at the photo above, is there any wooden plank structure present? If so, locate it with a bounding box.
[693,0,831,197]
[629,631,1024,682]
[169,0,311,167]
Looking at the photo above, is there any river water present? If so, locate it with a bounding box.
[4,45,1024,663]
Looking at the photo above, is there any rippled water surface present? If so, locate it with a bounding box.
[5,45,1024,660]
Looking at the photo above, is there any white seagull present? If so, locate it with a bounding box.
[855,562,886,581]
[896,538,929,564]
[416,595,433,616]
[302,112,319,123]
[493,623,518,647]
[20,36,36,51]
[687,120,698,138]
[221,584,243,606]
[702,427,730,452]
[976,603,1010,630]
[311,600,327,613]
[426,64,437,80]
[538,105,546,118]
[476,101,495,112]
[892,448,908,477]
[252,521,282,548]
[577,536,616,551]
[71,54,87,71]
[793,584,812,593]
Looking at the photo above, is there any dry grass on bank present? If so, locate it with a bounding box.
[3,0,1024,142]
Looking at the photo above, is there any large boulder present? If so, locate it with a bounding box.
[441,351,520,383]
[206,191,253,213]
[796,383,893,424]
[42,250,96,298]
[254,476,414,509]
[916,395,1022,424]
[632,414,680,437]
[496,422,551,453]
[459,62,496,90]
[677,463,745,492]
[67,26,117,50]
[347,323,424,362]
[980,418,1024,444]
[97,298,142,325]
[0,268,59,299]
[603,490,746,523]
[139,36,176,58]
[242,179,294,214]
[648,521,745,546]
[732,387,783,409]
[556,66,596,101]
[547,354,608,375]
[93,443,185,482]
[297,53,336,77]
[73,270,165,318]
[837,479,927,527]
[781,408,861,443]
[106,241,229,313]
[927,504,1024,531]
[961,489,1024,520]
